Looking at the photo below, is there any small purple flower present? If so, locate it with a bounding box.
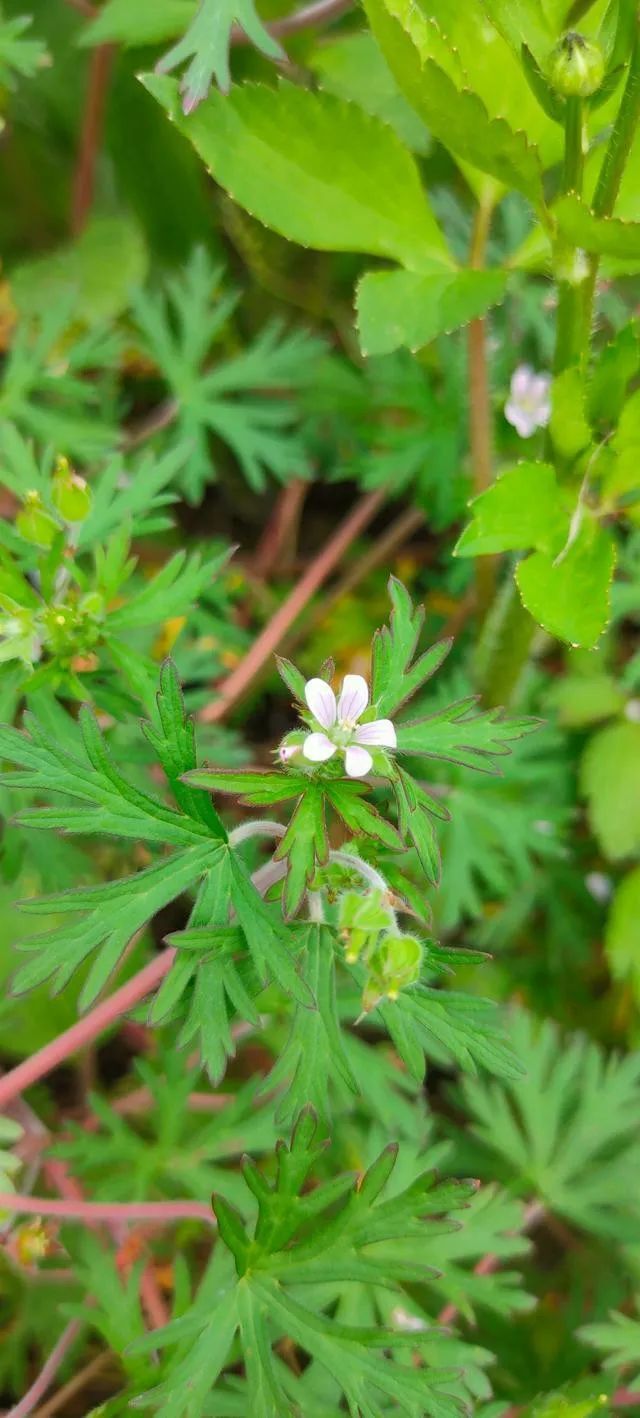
[505,365,551,439]
[302,673,396,779]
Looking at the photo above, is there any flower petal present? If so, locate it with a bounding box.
[505,401,536,438]
[344,744,373,778]
[510,364,534,399]
[303,732,337,763]
[355,718,397,748]
[337,674,369,725]
[305,678,337,729]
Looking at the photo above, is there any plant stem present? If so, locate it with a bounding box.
[71,43,115,235]
[230,0,352,42]
[201,489,385,722]
[5,1319,83,1418]
[229,820,286,847]
[584,19,640,318]
[0,1193,215,1225]
[0,949,175,1112]
[468,196,496,620]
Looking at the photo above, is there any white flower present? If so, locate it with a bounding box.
[585,871,612,903]
[505,365,551,439]
[302,673,396,779]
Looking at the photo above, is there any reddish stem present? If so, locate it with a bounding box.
[201,489,385,722]
[0,950,174,1112]
[71,43,115,234]
[4,1318,82,1418]
[0,1192,215,1226]
[252,479,308,579]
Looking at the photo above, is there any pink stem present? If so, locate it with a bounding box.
[200,489,385,722]
[4,1318,82,1418]
[613,1394,640,1409]
[0,1192,215,1226]
[0,949,174,1112]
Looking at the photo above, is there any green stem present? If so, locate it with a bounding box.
[584,20,640,320]
[467,195,496,622]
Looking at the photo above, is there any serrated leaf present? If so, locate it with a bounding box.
[371,577,452,717]
[274,786,329,918]
[185,767,305,804]
[397,699,539,771]
[516,520,616,649]
[356,268,508,356]
[141,74,453,272]
[454,461,567,557]
[365,0,546,207]
[266,927,357,1122]
[555,194,640,263]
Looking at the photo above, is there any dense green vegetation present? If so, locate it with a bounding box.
[1,1,640,1414]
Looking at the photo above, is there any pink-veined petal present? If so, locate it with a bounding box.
[337,674,369,726]
[305,678,337,729]
[355,718,397,748]
[303,732,337,763]
[344,744,373,778]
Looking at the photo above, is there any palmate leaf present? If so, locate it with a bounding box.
[580,1305,640,1383]
[396,699,539,770]
[130,250,323,501]
[380,986,524,1082]
[454,1009,640,1239]
[131,1109,474,1418]
[0,661,306,1010]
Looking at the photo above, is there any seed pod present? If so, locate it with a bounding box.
[52,457,92,523]
[16,491,59,549]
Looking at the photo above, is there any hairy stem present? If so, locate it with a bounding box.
[0,950,175,1111]
[584,20,640,318]
[229,820,286,847]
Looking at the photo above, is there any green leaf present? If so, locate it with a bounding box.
[588,320,640,429]
[397,699,539,771]
[371,577,452,717]
[516,520,616,649]
[266,927,358,1122]
[394,765,443,884]
[309,32,431,154]
[10,217,147,329]
[381,987,524,1080]
[156,0,283,105]
[555,194,640,263]
[454,462,567,557]
[546,672,625,726]
[365,0,546,207]
[550,367,593,464]
[81,0,193,47]
[229,854,309,1003]
[185,767,306,804]
[478,0,552,66]
[605,866,640,1002]
[141,74,453,272]
[356,268,508,356]
[580,720,640,859]
[457,1009,640,1238]
[274,786,329,918]
[324,781,403,851]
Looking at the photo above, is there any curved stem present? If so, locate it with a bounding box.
[329,851,399,929]
[229,820,286,847]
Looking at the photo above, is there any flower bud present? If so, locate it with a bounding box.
[16,491,59,549]
[51,457,92,523]
[362,932,423,1010]
[550,31,605,97]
